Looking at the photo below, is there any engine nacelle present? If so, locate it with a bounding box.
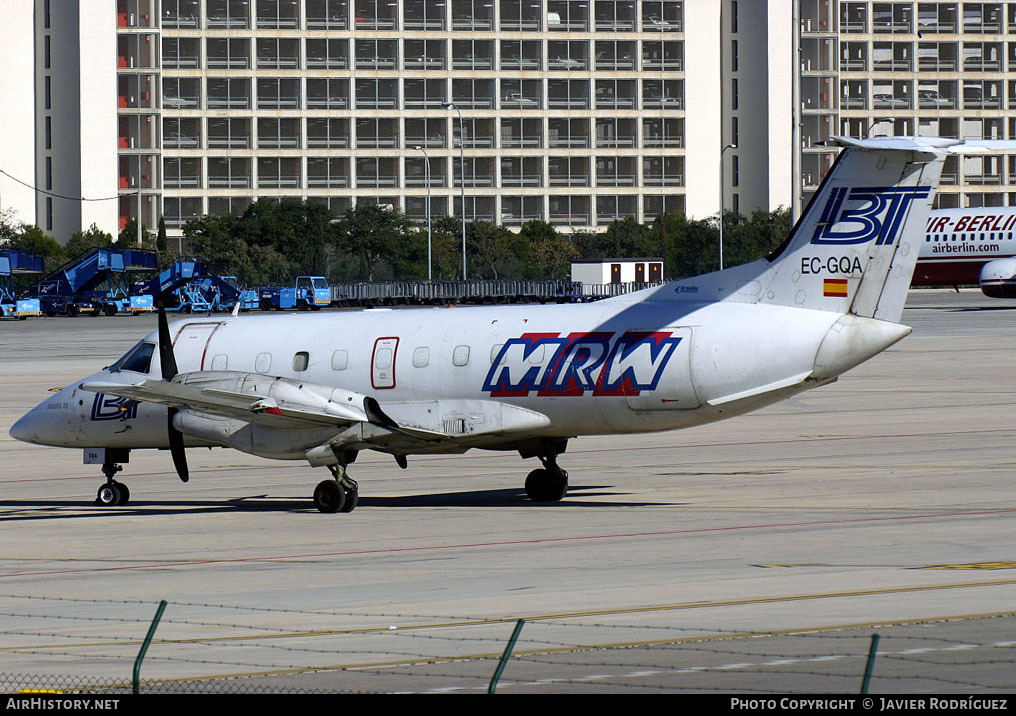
[168,371,370,459]
[980,258,1016,298]
[174,411,340,459]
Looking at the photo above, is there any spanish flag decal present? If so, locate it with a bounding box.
[824,278,848,297]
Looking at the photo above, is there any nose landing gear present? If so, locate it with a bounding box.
[95,459,130,506]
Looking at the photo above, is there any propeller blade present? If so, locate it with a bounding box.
[157,301,178,381]
[168,408,189,483]
[159,304,188,481]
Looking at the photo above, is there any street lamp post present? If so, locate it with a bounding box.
[865,117,894,137]
[719,143,736,271]
[414,146,433,281]
[442,101,467,280]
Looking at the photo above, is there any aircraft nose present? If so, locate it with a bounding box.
[9,390,80,447]
[9,409,44,445]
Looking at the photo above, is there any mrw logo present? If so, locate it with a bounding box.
[812,186,932,247]
[483,331,682,397]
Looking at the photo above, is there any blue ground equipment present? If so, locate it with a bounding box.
[258,276,331,311]
[0,250,44,318]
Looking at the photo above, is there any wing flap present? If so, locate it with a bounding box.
[82,379,362,428]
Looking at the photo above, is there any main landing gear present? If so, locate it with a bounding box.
[95,460,130,506]
[313,457,359,514]
[524,444,569,502]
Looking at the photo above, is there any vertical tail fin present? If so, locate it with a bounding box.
[758,139,945,323]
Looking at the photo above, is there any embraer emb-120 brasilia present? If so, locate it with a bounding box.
[9,137,1002,513]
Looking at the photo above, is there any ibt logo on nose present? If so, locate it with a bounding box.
[812,186,932,247]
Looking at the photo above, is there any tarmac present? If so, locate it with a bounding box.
[2,290,1016,694]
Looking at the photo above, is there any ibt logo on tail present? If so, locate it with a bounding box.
[812,186,931,247]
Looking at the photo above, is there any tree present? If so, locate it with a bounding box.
[65,224,114,261]
[0,208,20,246]
[10,225,65,271]
[573,217,657,260]
[467,221,527,279]
[156,216,168,253]
[519,221,579,279]
[426,215,464,280]
[331,204,415,281]
[231,199,331,276]
[117,219,150,248]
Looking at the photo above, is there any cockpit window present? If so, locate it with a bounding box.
[109,341,156,374]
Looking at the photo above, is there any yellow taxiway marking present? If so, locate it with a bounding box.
[42,609,1016,687]
[764,560,1016,568]
[6,577,1016,656]
[924,562,1016,570]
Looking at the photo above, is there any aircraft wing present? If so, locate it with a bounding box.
[82,378,366,428]
[83,375,553,455]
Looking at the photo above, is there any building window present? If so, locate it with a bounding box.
[355,118,399,149]
[452,0,494,30]
[206,77,251,110]
[257,0,300,29]
[306,0,349,29]
[257,78,301,110]
[501,0,541,30]
[307,117,350,148]
[307,78,350,110]
[404,0,445,30]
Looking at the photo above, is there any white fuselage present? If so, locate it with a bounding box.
[13,294,906,459]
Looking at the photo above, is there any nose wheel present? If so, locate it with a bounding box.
[95,461,130,506]
[95,481,130,506]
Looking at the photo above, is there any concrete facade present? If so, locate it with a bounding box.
[6,1,1016,242]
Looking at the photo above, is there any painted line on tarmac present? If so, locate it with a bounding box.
[5,507,1016,578]
[5,425,1016,485]
[18,610,1016,687]
[4,507,1016,579]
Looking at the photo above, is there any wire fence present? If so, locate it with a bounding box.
[2,594,1014,694]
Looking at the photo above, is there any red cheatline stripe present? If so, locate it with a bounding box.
[2,508,1016,579]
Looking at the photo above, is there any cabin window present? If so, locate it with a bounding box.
[527,344,545,364]
[490,343,504,364]
[375,348,393,370]
[210,354,228,371]
[413,347,430,367]
[255,352,272,372]
[453,345,470,366]
[293,351,309,372]
[331,350,348,370]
